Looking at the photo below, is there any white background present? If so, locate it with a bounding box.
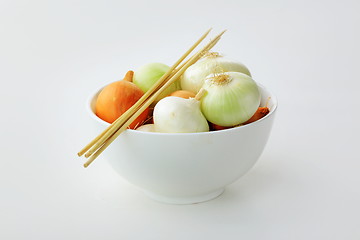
[1,0,360,239]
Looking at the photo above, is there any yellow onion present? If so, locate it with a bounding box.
[201,72,260,127]
[180,52,251,93]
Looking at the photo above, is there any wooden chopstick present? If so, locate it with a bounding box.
[149,30,226,105]
[83,30,225,168]
[78,28,212,158]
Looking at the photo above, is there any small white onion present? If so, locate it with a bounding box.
[180,52,251,93]
[153,96,209,133]
[201,72,260,127]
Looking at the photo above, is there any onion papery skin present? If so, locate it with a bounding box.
[95,80,149,129]
[201,72,260,127]
[153,97,209,133]
[180,54,251,93]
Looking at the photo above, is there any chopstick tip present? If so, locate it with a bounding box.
[218,29,227,37]
[83,155,97,168]
[201,28,212,39]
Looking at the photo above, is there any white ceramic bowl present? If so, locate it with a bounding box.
[87,84,277,204]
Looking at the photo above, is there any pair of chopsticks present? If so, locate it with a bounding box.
[78,28,226,167]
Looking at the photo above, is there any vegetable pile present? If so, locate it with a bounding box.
[95,52,269,133]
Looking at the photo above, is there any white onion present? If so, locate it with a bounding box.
[180,52,251,93]
[153,96,209,133]
[201,72,260,126]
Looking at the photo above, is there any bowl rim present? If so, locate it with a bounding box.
[86,82,278,136]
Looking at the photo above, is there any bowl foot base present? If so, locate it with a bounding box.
[143,188,225,205]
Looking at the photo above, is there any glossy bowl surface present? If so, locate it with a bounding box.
[87,84,277,204]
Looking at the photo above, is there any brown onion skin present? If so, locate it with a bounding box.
[95,80,149,129]
[169,90,196,99]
